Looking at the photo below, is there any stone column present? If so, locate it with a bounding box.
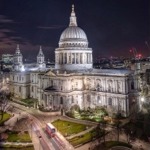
[70,53,72,64]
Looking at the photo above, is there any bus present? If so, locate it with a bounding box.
[46,123,56,137]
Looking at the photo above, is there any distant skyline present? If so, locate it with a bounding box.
[0,0,149,61]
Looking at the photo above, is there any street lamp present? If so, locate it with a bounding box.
[141,97,144,102]
[39,136,42,150]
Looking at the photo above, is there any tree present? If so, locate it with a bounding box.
[123,126,131,143]
[100,121,107,144]
[0,90,10,122]
[114,113,122,142]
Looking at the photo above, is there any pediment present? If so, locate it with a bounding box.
[45,70,56,77]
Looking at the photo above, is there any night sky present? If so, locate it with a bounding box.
[0,0,149,61]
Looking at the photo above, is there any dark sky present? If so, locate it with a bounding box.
[0,0,149,61]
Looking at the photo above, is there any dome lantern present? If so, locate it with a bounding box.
[69,4,77,27]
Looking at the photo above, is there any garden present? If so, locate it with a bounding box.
[68,128,105,147]
[52,119,106,147]
[66,106,108,122]
[0,113,11,125]
[52,119,90,136]
[0,130,33,149]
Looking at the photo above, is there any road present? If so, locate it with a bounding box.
[9,102,73,150]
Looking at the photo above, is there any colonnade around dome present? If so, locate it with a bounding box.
[55,52,92,65]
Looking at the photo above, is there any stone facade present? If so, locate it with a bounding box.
[9,5,140,117]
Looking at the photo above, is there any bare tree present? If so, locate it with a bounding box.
[0,90,10,122]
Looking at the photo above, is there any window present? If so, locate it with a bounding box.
[60,97,63,104]
[51,80,53,86]
[76,82,78,89]
[64,53,67,64]
[69,54,71,63]
[97,96,101,103]
[108,98,112,106]
[19,86,21,92]
[32,86,34,92]
[80,54,82,64]
[87,95,90,102]
[131,81,134,90]
[72,53,75,64]
[71,96,74,103]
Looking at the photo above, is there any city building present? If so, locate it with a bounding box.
[1,54,13,63]
[9,5,139,117]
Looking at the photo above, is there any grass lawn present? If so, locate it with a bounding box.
[21,98,35,107]
[52,119,90,136]
[68,129,104,147]
[6,131,32,143]
[0,113,11,125]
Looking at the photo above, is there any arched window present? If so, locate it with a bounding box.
[108,98,112,106]
[96,83,99,91]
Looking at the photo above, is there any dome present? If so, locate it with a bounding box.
[55,5,93,71]
[58,5,88,48]
[59,26,88,42]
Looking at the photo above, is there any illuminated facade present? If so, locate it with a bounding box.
[10,5,139,117]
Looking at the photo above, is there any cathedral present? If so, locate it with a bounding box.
[10,5,139,117]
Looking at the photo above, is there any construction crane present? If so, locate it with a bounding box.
[145,41,150,50]
[129,47,142,60]
[129,47,137,59]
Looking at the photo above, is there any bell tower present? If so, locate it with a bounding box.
[13,44,24,71]
[37,46,46,69]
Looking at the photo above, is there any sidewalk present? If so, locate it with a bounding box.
[66,126,96,140]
